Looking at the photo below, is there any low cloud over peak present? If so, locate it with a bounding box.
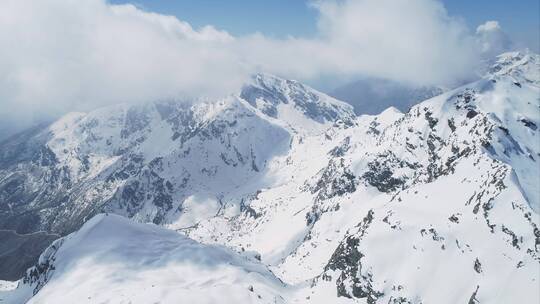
[476,20,513,58]
[0,0,515,135]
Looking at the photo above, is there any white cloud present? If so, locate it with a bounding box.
[0,0,500,134]
[309,0,480,85]
[0,0,250,131]
[477,20,501,32]
[476,20,513,57]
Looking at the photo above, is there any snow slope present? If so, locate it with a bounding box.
[0,214,288,304]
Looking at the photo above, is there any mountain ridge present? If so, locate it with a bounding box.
[0,51,539,303]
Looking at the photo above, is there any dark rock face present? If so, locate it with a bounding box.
[0,133,62,233]
[424,110,439,129]
[311,158,357,201]
[324,210,384,303]
[468,285,480,304]
[304,158,357,226]
[362,152,414,193]
[328,137,351,157]
[0,123,51,170]
[22,238,64,296]
[466,109,479,119]
[519,118,537,131]
[474,258,483,273]
[0,148,73,235]
[107,159,175,225]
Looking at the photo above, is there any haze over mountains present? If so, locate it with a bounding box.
[329,78,446,115]
[0,50,538,303]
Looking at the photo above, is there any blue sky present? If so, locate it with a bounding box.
[109,0,540,51]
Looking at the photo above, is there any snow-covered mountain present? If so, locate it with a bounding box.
[0,51,539,303]
[0,73,353,236]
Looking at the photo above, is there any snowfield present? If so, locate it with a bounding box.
[0,51,539,303]
[1,214,289,304]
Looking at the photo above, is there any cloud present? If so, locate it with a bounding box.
[0,0,501,135]
[307,0,480,85]
[476,20,513,57]
[0,0,252,133]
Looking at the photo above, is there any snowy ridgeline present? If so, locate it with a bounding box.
[0,51,539,303]
[1,214,289,304]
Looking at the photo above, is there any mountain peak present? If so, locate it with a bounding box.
[488,50,540,84]
[240,73,355,127]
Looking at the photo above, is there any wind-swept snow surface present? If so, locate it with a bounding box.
[0,214,288,304]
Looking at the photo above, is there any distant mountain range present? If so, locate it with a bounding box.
[329,77,446,115]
